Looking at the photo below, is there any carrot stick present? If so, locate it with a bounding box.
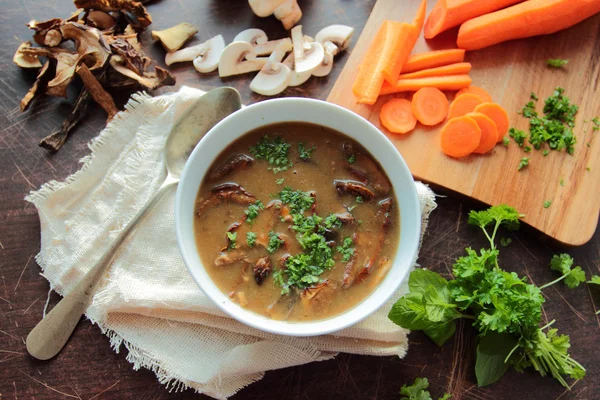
[380,98,417,134]
[457,0,600,51]
[399,62,472,79]
[383,0,427,84]
[456,86,493,102]
[380,75,472,95]
[448,93,484,119]
[474,102,509,141]
[467,112,499,154]
[424,0,523,39]
[440,116,482,158]
[401,49,466,74]
[412,87,449,126]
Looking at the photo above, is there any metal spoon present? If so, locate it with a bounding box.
[26,87,242,360]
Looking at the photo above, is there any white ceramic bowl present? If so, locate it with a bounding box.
[175,97,421,337]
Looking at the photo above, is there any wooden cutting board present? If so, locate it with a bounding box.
[327,0,600,246]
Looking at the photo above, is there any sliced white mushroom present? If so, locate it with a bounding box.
[282,53,311,87]
[192,35,226,73]
[248,0,287,17]
[250,38,292,96]
[233,28,288,56]
[151,22,198,52]
[219,41,269,77]
[291,25,324,74]
[274,0,302,30]
[312,25,355,77]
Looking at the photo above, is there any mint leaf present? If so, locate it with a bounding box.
[475,332,518,387]
[424,320,456,347]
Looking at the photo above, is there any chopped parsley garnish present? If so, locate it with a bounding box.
[592,117,600,131]
[249,135,292,173]
[518,157,530,171]
[543,200,552,208]
[276,178,284,185]
[502,137,510,147]
[244,200,264,225]
[279,186,314,214]
[226,232,237,250]
[530,92,539,101]
[323,214,342,229]
[542,149,549,156]
[297,142,315,161]
[266,231,284,254]
[509,128,527,146]
[246,232,257,247]
[559,178,565,187]
[336,237,355,263]
[546,58,569,68]
[524,146,532,152]
[347,154,356,164]
[356,196,363,204]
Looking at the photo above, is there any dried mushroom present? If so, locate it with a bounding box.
[14,0,175,151]
[151,22,198,52]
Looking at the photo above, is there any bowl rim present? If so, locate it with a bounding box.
[175,97,421,336]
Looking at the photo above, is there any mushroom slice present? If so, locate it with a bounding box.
[274,0,302,30]
[282,52,311,87]
[20,61,53,111]
[86,10,117,30]
[193,35,226,73]
[73,0,152,28]
[60,22,111,71]
[27,18,64,47]
[291,25,324,74]
[312,42,337,77]
[151,22,198,53]
[218,41,269,77]
[250,38,292,96]
[234,28,288,56]
[248,0,287,17]
[13,42,42,68]
[315,24,355,52]
[109,57,175,90]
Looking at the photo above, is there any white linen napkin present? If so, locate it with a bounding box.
[26,86,437,399]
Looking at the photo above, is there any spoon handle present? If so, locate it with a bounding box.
[26,177,178,360]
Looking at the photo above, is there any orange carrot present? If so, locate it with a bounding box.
[380,98,417,134]
[467,112,499,154]
[399,62,472,79]
[457,0,600,51]
[412,87,449,126]
[440,116,481,158]
[424,0,522,39]
[383,0,427,84]
[401,49,466,74]
[381,74,472,95]
[448,93,484,119]
[456,86,493,102]
[474,102,509,141]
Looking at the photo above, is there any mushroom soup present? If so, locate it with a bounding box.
[194,122,400,321]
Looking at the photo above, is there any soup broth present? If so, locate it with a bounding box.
[194,122,400,322]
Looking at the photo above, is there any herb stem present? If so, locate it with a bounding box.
[539,275,567,290]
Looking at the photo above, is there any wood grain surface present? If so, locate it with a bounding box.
[0,1,599,399]
[327,0,600,246]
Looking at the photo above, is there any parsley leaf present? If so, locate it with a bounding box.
[547,58,569,68]
[542,149,549,156]
[592,117,600,131]
[530,92,539,101]
[276,178,284,185]
[518,157,530,171]
[279,187,314,214]
[266,231,284,254]
[502,137,510,147]
[246,232,257,248]
[588,275,600,285]
[347,154,356,164]
[509,128,527,146]
[543,254,587,289]
[226,232,237,250]
[559,178,565,187]
[499,237,512,247]
[336,237,354,262]
[543,200,552,208]
[244,200,264,225]
[249,135,293,173]
[400,377,451,400]
[298,142,315,161]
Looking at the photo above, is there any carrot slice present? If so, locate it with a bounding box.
[383,0,427,84]
[401,49,466,74]
[440,116,482,158]
[380,98,417,134]
[456,86,493,102]
[412,87,449,126]
[380,74,472,95]
[467,112,499,154]
[457,0,600,51]
[448,93,484,119]
[399,62,472,79]
[474,102,509,141]
[424,0,523,39]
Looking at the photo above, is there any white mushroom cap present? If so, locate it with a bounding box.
[218,41,268,77]
[248,0,287,17]
[291,25,324,74]
[315,24,355,51]
[165,34,225,68]
[193,35,226,73]
[282,53,311,86]
[234,28,268,46]
[274,0,302,30]
[250,38,292,96]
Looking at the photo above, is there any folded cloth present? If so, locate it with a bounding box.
[26,87,437,399]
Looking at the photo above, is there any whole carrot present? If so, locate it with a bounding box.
[457,0,600,51]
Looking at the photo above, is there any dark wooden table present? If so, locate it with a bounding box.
[1,1,598,399]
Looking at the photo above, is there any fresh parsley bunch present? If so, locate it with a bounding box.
[388,205,585,388]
